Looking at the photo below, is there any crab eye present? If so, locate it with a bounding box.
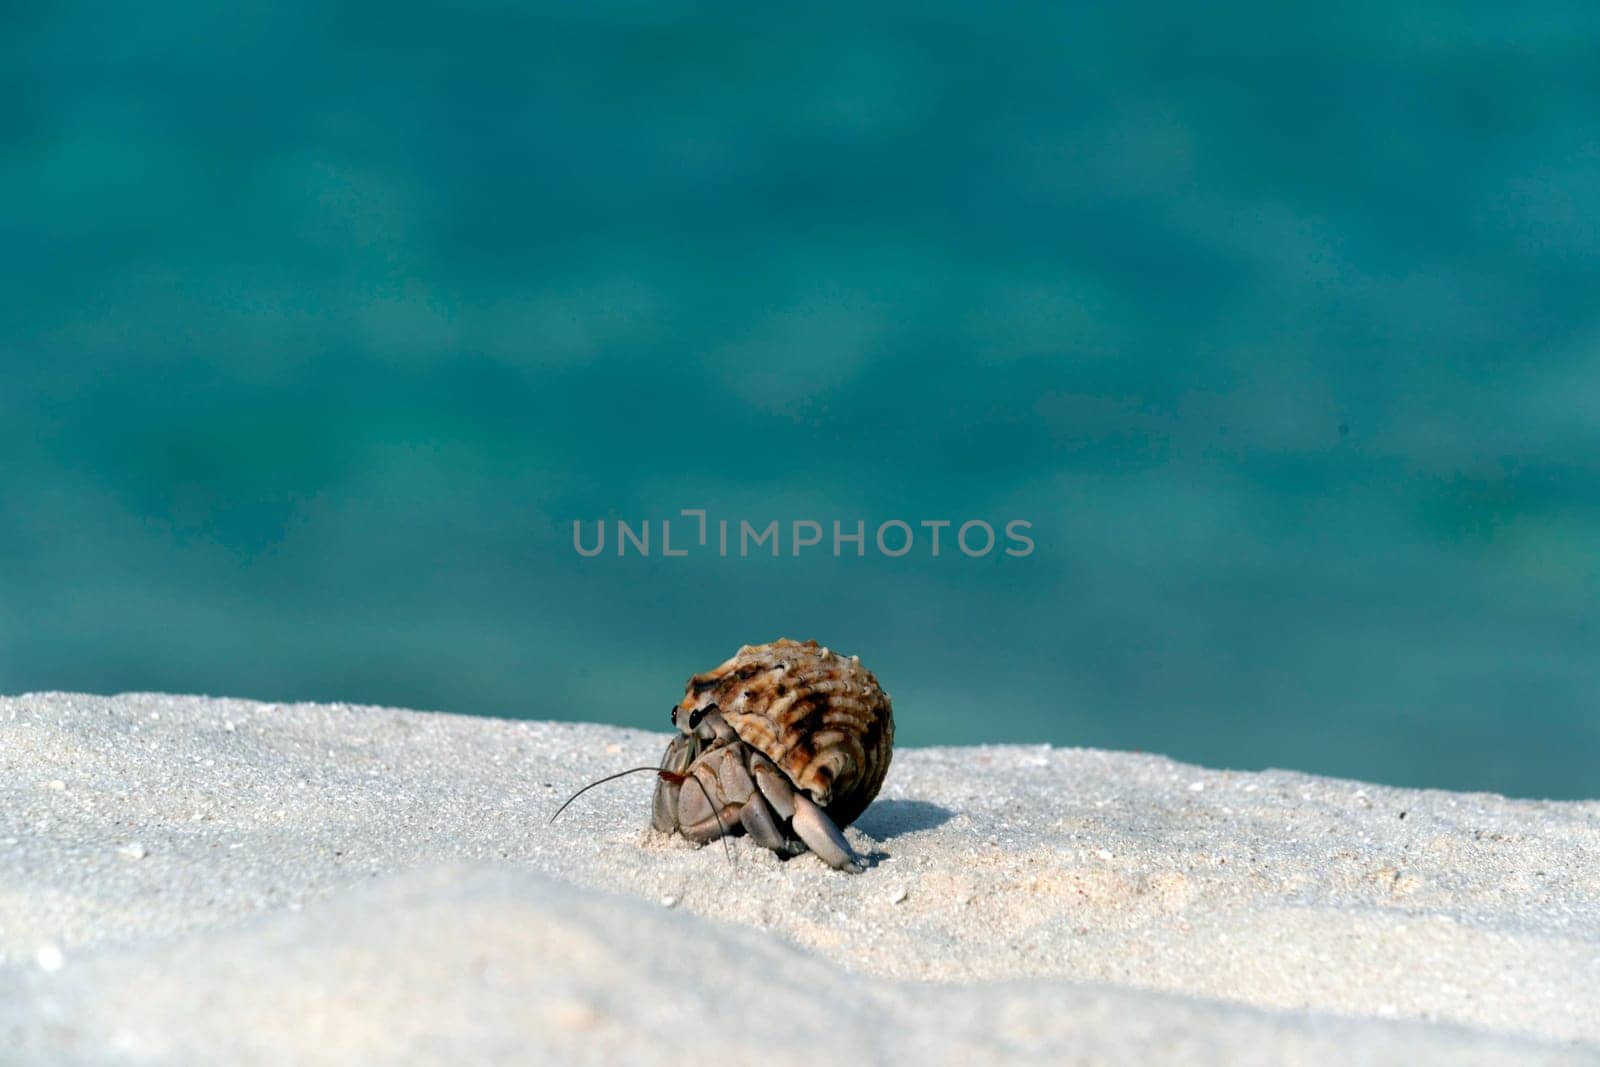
[688,707,705,729]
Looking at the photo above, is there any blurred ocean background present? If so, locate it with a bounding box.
[3,3,1598,798]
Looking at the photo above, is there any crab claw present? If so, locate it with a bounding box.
[652,732,699,833]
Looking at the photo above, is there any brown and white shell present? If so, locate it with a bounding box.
[675,638,894,828]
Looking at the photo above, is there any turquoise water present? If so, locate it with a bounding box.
[3,4,1597,798]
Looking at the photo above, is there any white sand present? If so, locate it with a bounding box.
[1,692,1596,1064]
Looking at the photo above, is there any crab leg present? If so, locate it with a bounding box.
[792,793,864,873]
[749,751,796,820]
[738,791,801,854]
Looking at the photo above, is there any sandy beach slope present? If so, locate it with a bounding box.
[2,693,1596,1064]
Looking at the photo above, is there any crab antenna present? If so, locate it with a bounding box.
[550,766,667,823]
[549,764,735,866]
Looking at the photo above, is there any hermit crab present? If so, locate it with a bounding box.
[556,639,894,873]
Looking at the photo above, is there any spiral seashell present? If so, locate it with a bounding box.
[676,638,894,828]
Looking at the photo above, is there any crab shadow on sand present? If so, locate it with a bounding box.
[854,799,954,842]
